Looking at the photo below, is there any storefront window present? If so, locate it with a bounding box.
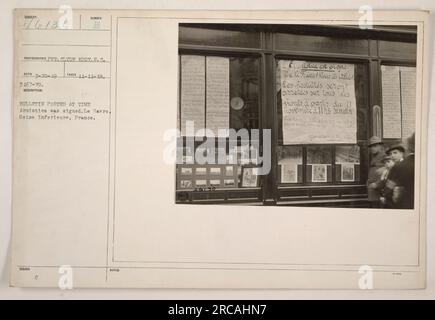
[176,54,260,192]
[275,59,368,186]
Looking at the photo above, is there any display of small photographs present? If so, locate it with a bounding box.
[224,179,236,187]
[215,148,226,164]
[182,155,194,164]
[210,180,221,187]
[341,163,355,182]
[277,146,303,165]
[225,165,234,176]
[195,167,207,175]
[312,164,327,183]
[210,167,221,175]
[180,180,193,189]
[195,180,207,187]
[242,167,259,187]
[180,167,193,175]
[281,163,298,183]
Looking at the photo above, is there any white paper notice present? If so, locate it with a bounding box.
[180,55,205,136]
[280,60,357,145]
[400,67,416,140]
[381,65,402,139]
[206,56,229,137]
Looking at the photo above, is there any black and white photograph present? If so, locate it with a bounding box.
[312,164,328,183]
[341,163,356,182]
[6,7,430,293]
[241,167,259,188]
[179,179,193,189]
[176,23,417,209]
[180,167,192,175]
[281,163,298,184]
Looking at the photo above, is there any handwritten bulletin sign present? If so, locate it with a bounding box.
[180,55,205,136]
[206,56,230,136]
[279,60,357,145]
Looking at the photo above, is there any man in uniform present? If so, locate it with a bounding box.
[367,136,386,208]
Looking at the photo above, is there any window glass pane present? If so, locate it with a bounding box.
[335,145,360,163]
[230,57,260,130]
[177,55,260,193]
[277,146,302,183]
[335,145,361,182]
[307,146,331,164]
[178,55,259,134]
[307,146,332,183]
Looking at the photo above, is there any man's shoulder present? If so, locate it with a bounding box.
[388,162,404,180]
[371,151,386,166]
[403,154,415,164]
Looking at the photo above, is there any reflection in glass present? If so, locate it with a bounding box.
[335,145,360,164]
[277,146,302,165]
[307,146,332,183]
[230,57,259,131]
[307,146,332,164]
[278,146,303,184]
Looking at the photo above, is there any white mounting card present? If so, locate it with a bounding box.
[10,9,429,288]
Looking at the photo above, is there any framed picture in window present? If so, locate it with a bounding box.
[281,163,298,183]
[195,180,207,188]
[241,166,259,187]
[224,179,236,187]
[341,163,355,182]
[312,164,327,183]
[195,167,207,175]
[210,167,221,175]
[225,165,235,176]
[180,180,193,189]
[180,167,193,175]
[210,180,221,187]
